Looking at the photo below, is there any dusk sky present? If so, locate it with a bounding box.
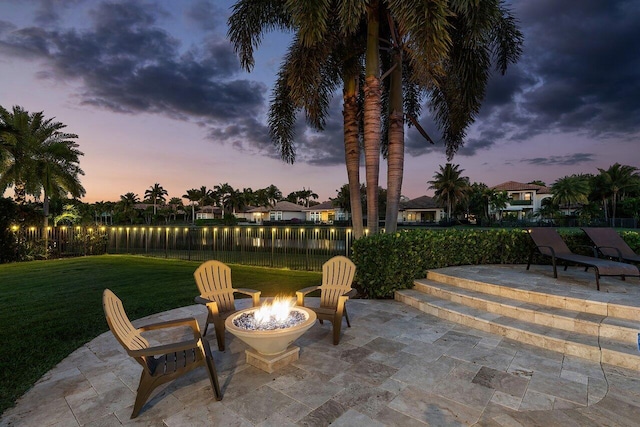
[1,0,638,204]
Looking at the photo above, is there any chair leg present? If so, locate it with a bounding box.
[332,318,342,345]
[213,319,225,351]
[131,372,156,419]
[344,305,351,328]
[203,343,222,401]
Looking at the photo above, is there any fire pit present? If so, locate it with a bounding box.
[225,297,316,372]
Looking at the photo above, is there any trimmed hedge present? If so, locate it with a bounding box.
[351,228,640,298]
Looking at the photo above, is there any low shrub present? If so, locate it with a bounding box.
[350,228,619,298]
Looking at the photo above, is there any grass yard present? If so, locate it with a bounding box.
[0,255,322,416]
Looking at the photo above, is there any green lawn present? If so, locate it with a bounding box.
[0,255,322,416]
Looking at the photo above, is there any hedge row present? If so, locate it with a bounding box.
[351,228,640,298]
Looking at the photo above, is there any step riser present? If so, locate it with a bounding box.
[427,270,639,322]
[396,291,640,371]
[413,281,639,344]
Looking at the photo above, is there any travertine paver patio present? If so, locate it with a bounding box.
[2,265,640,426]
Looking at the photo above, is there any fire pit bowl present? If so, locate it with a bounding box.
[225,305,317,356]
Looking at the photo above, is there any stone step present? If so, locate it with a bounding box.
[395,289,640,371]
[412,279,640,344]
[426,270,640,322]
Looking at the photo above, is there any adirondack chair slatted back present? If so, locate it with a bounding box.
[194,260,236,313]
[528,228,572,256]
[103,289,150,367]
[320,256,356,308]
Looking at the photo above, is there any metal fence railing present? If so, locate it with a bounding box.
[10,225,355,270]
[105,225,354,270]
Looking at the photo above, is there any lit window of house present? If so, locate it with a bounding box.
[270,211,283,221]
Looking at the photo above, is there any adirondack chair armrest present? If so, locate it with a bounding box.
[194,295,213,305]
[205,301,220,316]
[129,338,202,358]
[139,317,200,333]
[296,286,320,306]
[234,288,262,306]
[344,289,357,298]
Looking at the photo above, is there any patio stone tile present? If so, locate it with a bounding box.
[489,390,522,411]
[472,366,529,398]
[388,385,482,426]
[82,414,122,427]
[392,355,458,391]
[224,385,298,424]
[518,389,555,411]
[216,366,281,400]
[337,345,375,364]
[66,383,136,425]
[333,382,396,418]
[297,399,347,427]
[164,402,250,427]
[367,347,422,369]
[400,338,450,361]
[507,351,563,377]
[434,330,482,349]
[528,371,588,406]
[374,407,428,426]
[255,412,298,427]
[291,348,352,379]
[0,397,79,427]
[331,408,386,427]
[273,373,344,408]
[448,345,516,371]
[346,359,399,387]
[433,363,494,409]
[363,337,407,355]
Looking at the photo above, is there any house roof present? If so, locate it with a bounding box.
[399,195,443,210]
[248,201,305,213]
[302,200,337,211]
[492,181,551,194]
[198,205,222,213]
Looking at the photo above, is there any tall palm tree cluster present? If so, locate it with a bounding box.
[228,0,523,238]
[0,105,85,231]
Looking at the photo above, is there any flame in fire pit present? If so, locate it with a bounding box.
[254,296,296,324]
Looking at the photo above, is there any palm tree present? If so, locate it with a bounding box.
[117,192,140,224]
[264,184,282,207]
[228,1,367,237]
[551,175,590,212]
[428,163,469,220]
[489,190,510,223]
[144,183,168,216]
[183,188,201,224]
[597,163,639,226]
[0,105,85,233]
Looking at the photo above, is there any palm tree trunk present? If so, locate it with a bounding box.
[385,49,404,233]
[43,193,50,249]
[364,2,381,234]
[343,74,364,239]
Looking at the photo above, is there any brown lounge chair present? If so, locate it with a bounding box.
[103,289,222,418]
[582,227,640,264]
[296,255,357,345]
[526,228,639,291]
[194,260,261,351]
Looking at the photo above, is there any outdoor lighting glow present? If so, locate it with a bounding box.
[285,228,290,232]
[29,227,35,231]
[47,227,51,231]
[61,226,66,231]
[88,228,93,232]
[101,227,106,231]
[11,225,18,231]
[315,228,319,233]
[76,226,81,230]
[184,228,189,232]
[236,227,240,232]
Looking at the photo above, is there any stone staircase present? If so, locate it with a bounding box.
[395,269,640,371]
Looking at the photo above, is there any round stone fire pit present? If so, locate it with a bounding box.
[225,303,316,356]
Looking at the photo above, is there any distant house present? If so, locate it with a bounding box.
[398,196,446,224]
[247,201,306,223]
[491,181,552,220]
[196,205,222,220]
[302,200,349,224]
[234,205,258,222]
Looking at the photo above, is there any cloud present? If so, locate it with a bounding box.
[0,0,268,137]
[521,153,595,166]
[185,0,225,32]
[474,0,640,144]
